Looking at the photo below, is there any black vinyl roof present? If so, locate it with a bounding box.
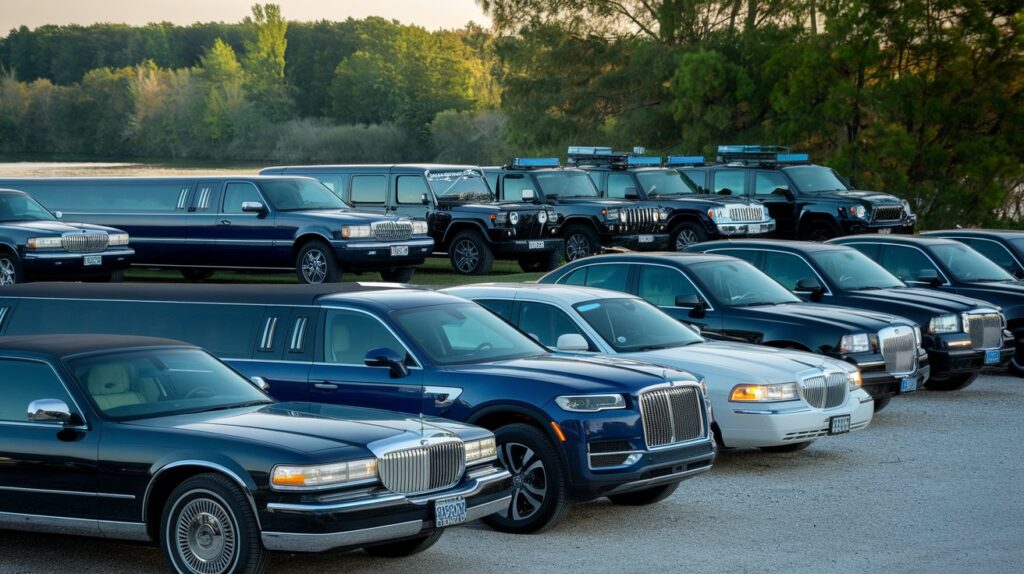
[0,282,413,305]
[0,334,193,358]
[696,239,848,253]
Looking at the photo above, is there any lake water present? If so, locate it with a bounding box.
[0,160,261,177]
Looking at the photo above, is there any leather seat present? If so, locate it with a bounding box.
[88,364,145,411]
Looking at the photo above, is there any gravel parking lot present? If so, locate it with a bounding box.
[2,374,1021,574]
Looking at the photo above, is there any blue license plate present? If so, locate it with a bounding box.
[900,378,916,393]
[434,497,467,528]
[985,349,1001,365]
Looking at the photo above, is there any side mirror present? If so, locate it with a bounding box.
[917,269,942,286]
[521,189,536,202]
[54,211,63,220]
[27,399,73,425]
[772,188,795,201]
[241,201,266,214]
[556,333,589,352]
[795,277,824,301]
[364,347,410,379]
[250,376,270,391]
[675,294,707,318]
[420,193,430,206]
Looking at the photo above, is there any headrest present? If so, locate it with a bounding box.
[88,364,133,396]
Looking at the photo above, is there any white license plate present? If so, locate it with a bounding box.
[748,224,762,234]
[985,349,1001,365]
[829,415,851,435]
[900,378,917,393]
[878,227,893,235]
[434,497,467,528]
[528,240,545,250]
[390,245,409,257]
[83,255,102,266]
[638,234,654,244]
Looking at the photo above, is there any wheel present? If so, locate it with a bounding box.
[1008,358,1024,378]
[364,530,444,557]
[379,267,416,282]
[181,269,215,281]
[448,230,494,275]
[801,221,839,242]
[481,423,571,534]
[924,373,978,391]
[107,270,124,283]
[296,240,340,284]
[160,473,268,574]
[0,252,22,285]
[562,225,600,261]
[607,483,678,506]
[872,397,891,412]
[671,222,707,250]
[518,250,561,272]
[759,441,813,453]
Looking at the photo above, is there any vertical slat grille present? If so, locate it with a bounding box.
[879,326,916,374]
[967,313,1001,349]
[726,205,765,222]
[61,232,109,253]
[800,371,849,409]
[638,386,704,448]
[378,440,466,494]
[622,207,660,232]
[372,221,413,241]
[871,205,905,222]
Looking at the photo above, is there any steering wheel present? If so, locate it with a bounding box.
[476,342,494,352]
[838,274,855,285]
[731,291,757,302]
[185,387,216,400]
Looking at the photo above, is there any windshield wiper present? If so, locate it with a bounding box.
[192,400,273,414]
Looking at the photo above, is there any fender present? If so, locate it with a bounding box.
[558,215,601,232]
[466,401,574,480]
[441,220,491,245]
[666,211,716,234]
[796,209,841,236]
[142,453,260,527]
[0,240,19,256]
[291,228,334,245]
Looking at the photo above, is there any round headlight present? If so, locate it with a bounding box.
[538,210,548,224]
[509,211,520,225]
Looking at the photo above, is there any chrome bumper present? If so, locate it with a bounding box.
[22,248,135,260]
[717,221,776,236]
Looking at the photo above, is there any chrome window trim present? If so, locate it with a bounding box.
[3,294,319,309]
[289,317,309,352]
[842,241,952,285]
[141,460,260,528]
[702,247,834,296]
[176,187,189,210]
[0,306,7,330]
[259,316,279,351]
[0,355,88,428]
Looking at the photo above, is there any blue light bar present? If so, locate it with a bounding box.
[666,155,705,166]
[775,153,809,163]
[717,144,788,154]
[513,157,560,168]
[567,146,614,156]
[626,156,662,166]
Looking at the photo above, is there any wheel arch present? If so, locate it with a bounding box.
[441,221,491,247]
[142,459,260,540]
[797,211,842,239]
[292,231,334,257]
[558,216,601,235]
[467,403,570,461]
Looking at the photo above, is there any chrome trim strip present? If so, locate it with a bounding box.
[603,459,714,495]
[0,511,149,541]
[289,317,308,352]
[141,460,260,528]
[0,485,134,499]
[463,494,512,521]
[259,316,278,351]
[732,406,814,415]
[261,520,424,553]
[22,249,134,260]
[0,306,7,330]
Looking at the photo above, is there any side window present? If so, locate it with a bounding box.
[586,172,602,189]
[761,251,817,290]
[638,265,698,307]
[0,359,75,423]
[324,309,407,365]
[396,175,430,205]
[315,175,345,198]
[350,175,387,205]
[26,183,193,213]
[712,170,748,196]
[561,267,588,286]
[485,172,498,192]
[192,183,221,212]
[501,175,533,202]
[518,302,590,349]
[476,299,515,322]
[966,239,1020,274]
[848,242,880,260]
[754,172,790,197]
[880,245,938,282]
[711,249,761,265]
[223,183,264,214]
[582,264,630,292]
[606,173,636,199]
[680,170,707,193]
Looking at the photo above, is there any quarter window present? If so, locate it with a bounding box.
[222,183,264,214]
[324,309,407,365]
[754,172,790,197]
[880,245,939,283]
[397,175,430,205]
[606,173,637,199]
[761,251,817,290]
[964,239,1021,276]
[0,359,75,423]
[712,170,747,196]
[518,302,590,349]
[638,265,698,307]
[350,175,387,205]
[679,170,707,193]
[581,264,630,292]
[476,299,515,322]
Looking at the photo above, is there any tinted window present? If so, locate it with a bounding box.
[781,166,850,193]
[575,298,703,352]
[393,303,545,365]
[262,179,349,211]
[606,173,636,199]
[712,170,747,196]
[351,175,387,204]
[397,175,430,205]
[535,171,599,198]
[314,175,344,196]
[810,249,904,290]
[880,245,939,282]
[476,299,515,322]
[0,359,75,422]
[679,170,707,193]
[426,169,492,202]
[27,182,192,213]
[930,243,1015,283]
[761,251,817,290]
[710,249,760,265]
[635,170,693,197]
[518,302,589,348]
[561,267,587,286]
[325,309,407,365]
[582,264,630,292]
[638,265,698,307]
[223,183,263,214]
[755,172,790,197]
[0,193,56,222]
[965,239,1021,275]
[688,260,801,306]
[501,175,534,202]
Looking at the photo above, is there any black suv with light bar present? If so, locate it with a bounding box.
[483,158,670,261]
[260,164,563,275]
[675,145,916,241]
[567,147,775,250]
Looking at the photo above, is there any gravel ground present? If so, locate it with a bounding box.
[2,374,1022,574]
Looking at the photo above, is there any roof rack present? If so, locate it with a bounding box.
[506,157,561,169]
[716,145,809,166]
[566,146,662,169]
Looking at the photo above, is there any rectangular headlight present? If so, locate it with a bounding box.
[603,208,620,221]
[729,383,800,402]
[930,314,959,334]
[464,437,497,464]
[839,333,871,353]
[26,237,62,249]
[271,458,378,489]
[411,221,429,235]
[555,394,626,412]
[341,225,372,239]
[848,370,862,390]
[107,233,130,246]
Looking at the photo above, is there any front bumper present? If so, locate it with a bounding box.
[260,466,511,553]
[927,331,1015,378]
[491,238,564,255]
[21,248,134,276]
[718,388,873,448]
[715,220,776,237]
[839,217,916,235]
[602,232,671,252]
[845,349,930,399]
[330,237,433,270]
[570,437,715,499]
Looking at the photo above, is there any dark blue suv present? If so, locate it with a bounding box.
[0,283,716,534]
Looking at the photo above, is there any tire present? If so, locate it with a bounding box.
[1008,358,1024,378]
[448,230,494,275]
[801,221,839,242]
[160,473,268,574]
[872,397,892,412]
[924,373,979,391]
[181,269,215,281]
[0,252,22,285]
[379,267,416,283]
[364,530,444,558]
[562,224,600,261]
[107,270,124,283]
[296,240,340,284]
[481,423,571,534]
[759,441,813,453]
[518,250,561,273]
[607,483,678,506]
[671,222,707,251]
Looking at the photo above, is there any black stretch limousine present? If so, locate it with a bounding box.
[0,177,434,284]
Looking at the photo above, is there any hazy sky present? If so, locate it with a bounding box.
[0,0,491,33]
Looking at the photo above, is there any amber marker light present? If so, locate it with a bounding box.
[550,421,567,442]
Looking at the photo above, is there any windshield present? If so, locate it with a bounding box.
[261,179,351,211]
[0,193,57,222]
[1009,238,1024,253]
[689,260,802,306]
[575,298,703,352]
[426,169,493,202]
[782,166,851,193]
[66,348,271,421]
[535,171,600,199]
[930,243,1016,282]
[635,169,694,197]
[811,249,905,290]
[393,303,546,365]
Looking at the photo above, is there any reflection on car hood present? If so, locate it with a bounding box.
[842,287,995,320]
[742,302,913,331]
[0,220,118,233]
[814,190,903,205]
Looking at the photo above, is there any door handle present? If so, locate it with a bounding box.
[313,382,338,391]
[219,220,232,225]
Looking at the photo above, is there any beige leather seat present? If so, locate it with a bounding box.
[330,320,353,363]
[88,364,146,411]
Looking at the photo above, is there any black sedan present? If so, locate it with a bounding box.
[687,239,1013,390]
[0,335,510,574]
[922,229,1024,279]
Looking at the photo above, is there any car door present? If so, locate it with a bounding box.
[634,264,722,335]
[517,301,596,350]
[391,173,432,220]
[307,308,424,413]
[215,181,278,267]
[878,244,949,288]
[752,171,798,237]
[185,179,224,265]
[348,174,389,215]
[0,357,99,520]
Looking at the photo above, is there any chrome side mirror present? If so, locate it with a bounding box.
[27,399,73,425]
[556,333,589,352]
[54,211,64,220]
[241,201,266,214]
[251,376,271,391]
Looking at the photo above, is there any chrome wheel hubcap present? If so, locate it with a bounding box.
[301,249,328,284]
[175,498,236,574]
[0,258,15,285]
[566,235,591,261]
[453,240,479,273]
[675,230,699,250]
[498,442,547,521]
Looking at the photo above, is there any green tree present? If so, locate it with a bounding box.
[242,3,294,121]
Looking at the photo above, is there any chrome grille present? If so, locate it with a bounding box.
[372,221,413,241]
[726,205,766,222]
[800,371,849,409]
[638,386,704,448]
[61,232,109,253]
[378,440,465,495]
[879,326,917,374]
[966,312,1001,350]
[871,205,905,222]
[622,207,661,231]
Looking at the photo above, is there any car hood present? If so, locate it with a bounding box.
[742,302,914,331]
[813,190,903,206]
[556,198,635,207]
[440,202,546,214]
[655,196,760,209]
[0,220,119,234]
[841,287,992,320]
[291,210,411,224]
[956,282,1024,317]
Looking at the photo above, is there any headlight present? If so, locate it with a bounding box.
[555,394,626,412]
[707,208,727,222]
[107,233,130,246]
[913,326,922,346]
[848,370,862,390]
[729,383,800,402]
[509,211,520,226]
[271,458,378,489]
[839,333,871,353]
[537,210,548,224]
[658,210,668,221]
[547,210,559,223]
[848,205,866,218]
[26,237,62,249]
[341,225,372,239]
[603,208,621,221]
[699,378,709,397]
[464,437,497,464]
[411,221,428,235]
[901,199,913,215]
[929,314,960,334]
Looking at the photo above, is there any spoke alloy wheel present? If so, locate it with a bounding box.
[498,441,548,522]
[301,249,327,284]
[566,235,591,261]
[0,258,15,285]
[175,497,237,574]
[453,240,479,273]
[675,229,700,250]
